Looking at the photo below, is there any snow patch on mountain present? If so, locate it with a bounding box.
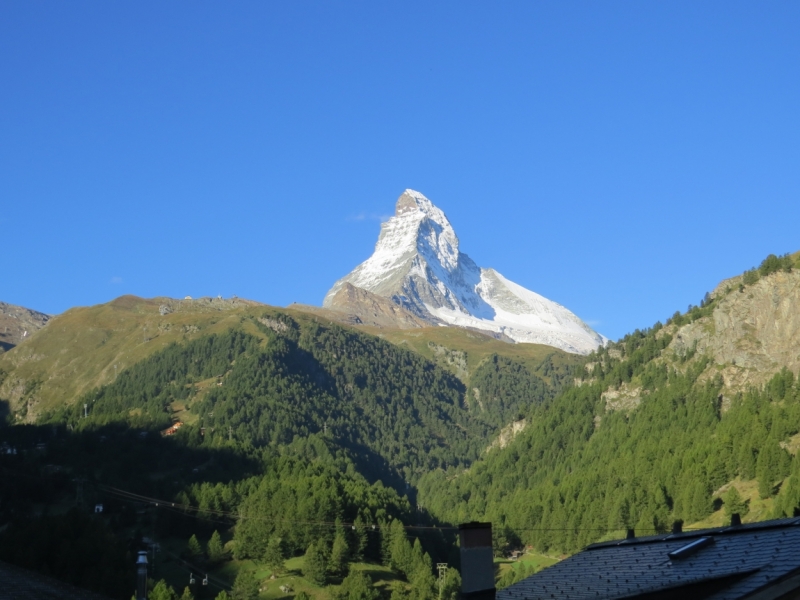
[324,190,608,354]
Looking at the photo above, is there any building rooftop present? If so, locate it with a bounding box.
[498,517,800,600]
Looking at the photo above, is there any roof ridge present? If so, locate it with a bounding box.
[585,517,800,551]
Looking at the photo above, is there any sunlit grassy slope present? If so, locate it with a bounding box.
[0,295,578,420]
[0,295,269,418]
[495,553,560,584]
[353,324,580,384]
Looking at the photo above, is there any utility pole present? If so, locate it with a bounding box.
[437,563,448,600]
[150,541,159,573]
[84,403,88,418]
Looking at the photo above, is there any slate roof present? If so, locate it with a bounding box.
[497,517,800,600]
[0,560,114,600]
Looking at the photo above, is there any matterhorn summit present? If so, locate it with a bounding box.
[324,190,607,354]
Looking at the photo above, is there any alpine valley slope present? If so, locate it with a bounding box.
[417,252,800,559]
[0,294,580,422]
[324,189,608,354]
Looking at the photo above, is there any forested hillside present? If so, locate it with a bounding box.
[1,308,571,599]
[417,254,800,564]
[51,317,495,482]
[3,253,800,598]
[0,294,577,422]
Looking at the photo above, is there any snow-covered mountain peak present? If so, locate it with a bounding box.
[324,190,607,354]
[395,189,433,215]
[369,189,461,277]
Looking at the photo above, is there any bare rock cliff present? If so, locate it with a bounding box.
[670,269,800,389]
[0,302,51,352]
[325,282,431,329]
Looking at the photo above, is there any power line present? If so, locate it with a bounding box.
[161,550,230,592]
[0,463,695,536]
[98,484,669,534]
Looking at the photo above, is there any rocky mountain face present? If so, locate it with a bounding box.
[670,268,800,391]
[324,189,607,354]
[586,262,800,414]
[0,302,51,352]
[310,282,430,329]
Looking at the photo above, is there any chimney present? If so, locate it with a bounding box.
[731,513,742,527]
[626,528,635,540]
[459,522,495,600]
[672,521,683,534]
[136,551,148,600]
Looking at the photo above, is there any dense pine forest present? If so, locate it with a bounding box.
[0,312,570,599]
[415,252,800,537]
[2,254,800,598]
[418,307,800,560]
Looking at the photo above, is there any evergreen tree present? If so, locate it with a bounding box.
[332,571,379,600]
[738,442,757,480]
[407,567,437,600]
[379,519,392,567]
[304,541,329,586]
[180,587,195,600]
[187,534,203,559]
[492,527,512,557]
[330,528,351,578]
[215,592,230,600]
[388,520,411,574]
[207,530,225,563]
[775,454,800,517]
[263,536,285,575]
[723,487,748,518]
[410,538,431,576]
[231,570,259,600]
[757,441,790,499]
[150,580,178,600]
[390,588,409,600]
[351,515,368,562]
[441,567,461,600]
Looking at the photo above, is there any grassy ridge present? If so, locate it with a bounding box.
[354,324,581,385]
[0,296,272,419]
[1,295,578,421]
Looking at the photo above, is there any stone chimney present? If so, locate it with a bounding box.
[459,522,496,600]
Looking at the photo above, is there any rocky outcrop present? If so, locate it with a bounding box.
[485,418,528,453]
[602,383,643,412]
[0,302,51,352]
[671,270,800,389]
[324,283,430,329]
[428,342,469,380]
[154,295,262,314]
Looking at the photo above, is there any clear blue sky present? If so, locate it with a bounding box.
[2,2,798,342]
